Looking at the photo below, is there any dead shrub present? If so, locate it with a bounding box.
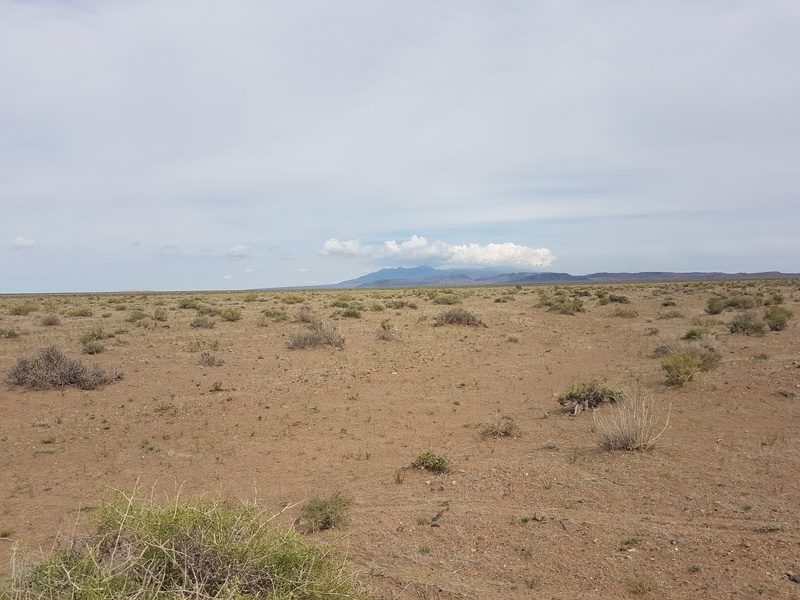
[289,321,345,349]
[7,345,122,390]
[558,380,622,415]
[479,415,520,439]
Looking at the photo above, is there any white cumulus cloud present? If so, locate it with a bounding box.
[13,236,37,249]
[226,245,251,259]
[320,236,555,268]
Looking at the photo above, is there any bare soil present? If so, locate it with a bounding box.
[2,281,799,599]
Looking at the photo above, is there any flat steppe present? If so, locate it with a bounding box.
[1,281,799,598]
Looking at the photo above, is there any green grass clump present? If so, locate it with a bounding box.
[433,308,482,326]
[763,305,793,331]
[7,345,122,390]
[661,352,702,386]
[705,297,725,315]
[682,327,714,340]
[66,307,93,317]
[538,291,584,314]
[729,311,766,335]
[177,297,202,309]
[219,308,241,322]
[558,381,622,415]
[299,492,353,533]
[0,327,21,339]
[10,490,364,599]
[411,451,451,474]
[612,308,638,318]
[433,293,460,305]
[9,302,38,316]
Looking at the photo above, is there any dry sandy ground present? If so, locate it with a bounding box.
[1,281,799,599]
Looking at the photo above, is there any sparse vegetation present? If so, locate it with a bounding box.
[558,380,622,415]
[9,490,364,599]
[9,302,38,316]
[0,327,21,338]
[199,351,224,366]
[763,305,792,331]
[593,385,669,451]
[433,308,482,326]
[220,308,242,322]
[411,451,450,474]
[299,491,353,532]
[729,311,766,335]
[40,314,61,326]
[7,345,122,390]
[289,321,345,349]
[479,415,520,439]
[190,316,216,328]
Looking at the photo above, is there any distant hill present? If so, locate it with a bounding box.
[327,267,798,288]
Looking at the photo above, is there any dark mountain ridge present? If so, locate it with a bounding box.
[325,267,798,288]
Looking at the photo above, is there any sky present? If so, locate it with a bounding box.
[2,1,799,293]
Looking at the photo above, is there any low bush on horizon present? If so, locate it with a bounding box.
[558,380,622,415]
[7,345,122,390]
[9,302,38,316]
[9,490,365,600]
[220,308,242,322]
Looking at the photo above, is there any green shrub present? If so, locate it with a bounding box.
[661,352,702,386]
[125,309,148,323]
[7,345,122,390]
[539,291,584,314]
[177,297,202,309]
[608,294,630,304]
[340,307,362,318]
[434,308,482,326]
[10,490,364,599]
[412,451,451,474]
[705,297,725,315]
[729,312,766,335]
[658,310,684,319]
[299,491,353,532]
[153,307,169,322]
[385,299,417,309]
[0,328,21,339]
[196,305,222,317]
[724,295,759,310]
[764,305,793,331]
[682,327,714,340]
[220,308,241,322]
[67,307,93,317]
[9,302,38,316]
[281,293,306,305]
[612,308,638,318]
[433,293,460,305]
[558,381,622,415]
[81,340,104,354]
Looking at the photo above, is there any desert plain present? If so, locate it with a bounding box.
[1,280,799,599]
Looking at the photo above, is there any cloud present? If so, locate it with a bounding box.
[12,236,36,249]
[226,245,251,259]
[321,236,555,269]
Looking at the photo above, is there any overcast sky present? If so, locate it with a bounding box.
[2,1,798,293]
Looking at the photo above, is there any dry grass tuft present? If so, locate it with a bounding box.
[593,385,670,451]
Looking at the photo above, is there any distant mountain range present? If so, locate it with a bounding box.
[324,265,798,288]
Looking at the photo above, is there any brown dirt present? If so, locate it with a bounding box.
[1,282,799,599]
